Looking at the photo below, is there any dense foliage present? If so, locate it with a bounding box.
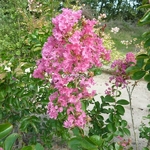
[0,0,69,149]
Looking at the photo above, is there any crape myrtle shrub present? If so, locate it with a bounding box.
[1,0,149,149]
[33,8,111,128]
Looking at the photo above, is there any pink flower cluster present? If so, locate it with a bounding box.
[33,8,110,128]
[117,136,131,147]
[105,52,136,95]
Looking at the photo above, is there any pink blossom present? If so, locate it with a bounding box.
[64,114,75,128]
[67,107,74,115]
[126,52,136,63]
[68,31,81,44]
[47,102,59,119]
[33,59,45,79]
[106,52,136,95]
[52,28,63,41]
[117,136,123,141]
[52,8,82,35]
[33,8,111,128]
[74,112,87,128]
[121,143,128,147]
[49,92,59,101]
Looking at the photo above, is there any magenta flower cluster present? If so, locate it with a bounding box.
[33,8,110,128]
[105,52,136,95]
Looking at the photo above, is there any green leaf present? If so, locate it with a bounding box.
[68,137,98,150]
[144,62,150,71]
[121,120,128,128]
[144,38,150,48]
[126,66,140,74]
[136,58,145,68]
[35,143,44,150]
[21,146,34,150]
[136,54,149,59]
[143,114,150,119]
[81,137,98,150]
[107,123,116,132]
[33,43,42,48]
[138,10,150,26]
[0,90,7,102]
[147,82,150,91]
[30,123,38,134]
[16,51,21,55]
[142,31,150,38]
[31,34,37,39]
[114,143,122,150]
[0,123,13,140]
[72,127,81,136]
[93,68,102,75]
[20,116,40,133]
[116,105,125,115]
[81,101,89,112]
[104,95,115,103]
[33,47,42,51]
[116,90,121,97]
[142,147,149,150]
[21,63,33,70]
[144,74,150,82]
[109,113,113,122]
[123,128,130,136]
[115,129,123,137]
[4,133,19,150]
[137,4,150,10]
[89,135,103,146]
[68,137,81,150]
[117,99,129,105]
[90,67,102,76]
[132,71,146,80]
[67,81,75,88]
[105,133,113,141]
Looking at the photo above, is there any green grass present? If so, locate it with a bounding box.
[105,19,150,55]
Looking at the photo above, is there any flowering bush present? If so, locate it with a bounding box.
[1,1,149,149]
[105,52,136,95]
[33,8,110,128]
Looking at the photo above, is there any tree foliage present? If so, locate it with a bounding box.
[77,0,146,21]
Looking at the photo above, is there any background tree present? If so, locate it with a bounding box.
[77,0,146,21]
